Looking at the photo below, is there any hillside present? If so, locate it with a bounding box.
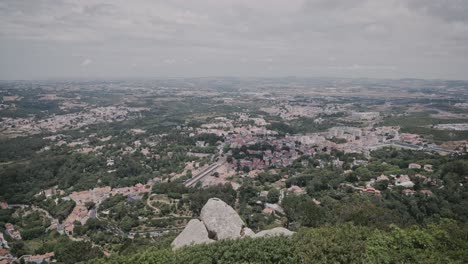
[93,221,467,264]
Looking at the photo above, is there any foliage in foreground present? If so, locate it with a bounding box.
[92,220,467,264]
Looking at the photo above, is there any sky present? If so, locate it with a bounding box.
[1,0,467,80]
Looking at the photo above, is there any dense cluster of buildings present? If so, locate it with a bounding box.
[223,123,404,171]
[0,106,148,137]
[433,123,468,131]
[260,103,345,120]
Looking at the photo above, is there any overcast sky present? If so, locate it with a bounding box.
[1,0,467,80]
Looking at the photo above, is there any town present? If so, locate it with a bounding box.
[1,77,467,263]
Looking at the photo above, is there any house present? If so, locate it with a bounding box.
[414,174,427,179]
[43,186,59,198]
[423,164,433,172]
[312,198,321,205]
[4,224,21,240]
[4,224,13,232]
[0,249,10,257]
[262,207,275,215]
[264,203,285,215]
[376,174,389,182]
[287,185,305,195]
[106,158,114,167]
[419,189,434,197]
[361,188,381,196]
[408,163,421,169]
[423,177,439,186]
[24,252,54,263]
[196,141,206,147]
[64,223,74,235]
[402,189,416,196]
[0,248,12,260]
[395,175,415,188]
[0,233,9,249]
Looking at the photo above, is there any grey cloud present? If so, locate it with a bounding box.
[0,0,467,80]
[302,0,364,12]
[406,0,468,22]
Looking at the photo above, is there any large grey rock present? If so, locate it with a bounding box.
[241,227,255,237]
[200,198,245,240]
[253,227,294,238]
[171,219,214,250]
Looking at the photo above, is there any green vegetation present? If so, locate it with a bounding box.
[94,220,468,264]
[1,80,468,263]
[43,236,103,264]
[381,112,468,143]
[39,198,76,222]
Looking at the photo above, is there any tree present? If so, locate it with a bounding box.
[189,184,237,215]
[120,216,137,232]
[374,180,389,191]
[267,189,280,203]
[85,201,96,210]
[238,184,259,205]
[282,194,325,228]
[55,240,103,264]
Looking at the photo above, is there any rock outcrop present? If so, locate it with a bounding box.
[253,227,294,238]
[241,227,255,237]
[200,198,245,240]
[172,198,294,250]
[171,219,214,249]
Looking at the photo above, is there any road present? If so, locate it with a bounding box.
[184,159,225,187]
[128,226,184,238]
[391,141,455,154]
[371,141,455,155]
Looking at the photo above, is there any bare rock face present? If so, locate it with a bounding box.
[172,198,295,250]
[171,219,214,250]
[253,227,294,238]
[200,198,245,240]
[241,227,255,237]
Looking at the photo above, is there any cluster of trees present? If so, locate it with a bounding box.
[6,227,103,263]
[98,194,146,232]
[152,182,237,216]
[38,235,103,263]
[0,136,46,162]
[93,220,468,263]
[0,116,214,205]
[277,149,468,229]
[263,107,353,135]
[328,136,347,144]
[0,152,105,203]
[38,198,76,222]
[188,184,237,215]
[266,122,295,135]
[382,112,468,143]
[194,133,224,146]
[7,211,50,241]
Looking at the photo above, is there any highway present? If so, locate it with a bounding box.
[184,160,224,187]
[391,141,455,154]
